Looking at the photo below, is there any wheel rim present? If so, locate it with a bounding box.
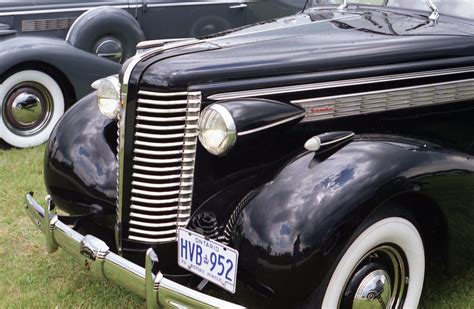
[340,245,407,309]
[2,81,54,136]
[94,37,123,63]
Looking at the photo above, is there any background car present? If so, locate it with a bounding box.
[0,0,307,148]
[25,0,474,307]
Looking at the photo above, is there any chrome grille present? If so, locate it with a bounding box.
[126,90,201,244]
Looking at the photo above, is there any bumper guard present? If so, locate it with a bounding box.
[24,193,243,309]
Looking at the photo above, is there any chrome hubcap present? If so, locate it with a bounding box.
[11,93,42,125]
[353,270,392,308]
[94,37,123,63]
[340,245,408,309]
[2,82,53,136]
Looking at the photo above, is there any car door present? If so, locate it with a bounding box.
[138,0,247,39]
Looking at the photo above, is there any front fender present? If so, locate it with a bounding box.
[0,35,120,99]
[44,92,118,216]
[231,136,474,306]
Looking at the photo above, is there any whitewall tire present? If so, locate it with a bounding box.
[322,217,425,308]
[0,70,64,148]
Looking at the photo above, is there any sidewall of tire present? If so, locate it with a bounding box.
[321,217,425,308]
[67,7,145,61]
[0,70,64,148]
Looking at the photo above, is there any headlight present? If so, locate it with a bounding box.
[91,75,121,120]
[198,104,236,155]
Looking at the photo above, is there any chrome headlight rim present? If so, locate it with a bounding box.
[198,103,237,156]
[91,75,121,120]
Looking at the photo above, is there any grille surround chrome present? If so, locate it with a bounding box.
[118,90,202,245]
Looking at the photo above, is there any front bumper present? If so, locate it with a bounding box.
[24,193,243,309]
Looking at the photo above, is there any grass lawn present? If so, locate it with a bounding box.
[0,145,472,308]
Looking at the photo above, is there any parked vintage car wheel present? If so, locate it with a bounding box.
[322,217,425,308]
[66,7,145,63]
[0,70,64,148]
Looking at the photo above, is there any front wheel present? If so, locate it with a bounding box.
[322,217,425,308]
[0,70,65,148]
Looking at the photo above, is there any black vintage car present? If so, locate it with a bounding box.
[25,0,474,308]
[0,0,305,148]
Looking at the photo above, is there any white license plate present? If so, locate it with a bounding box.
[177,227,239,293]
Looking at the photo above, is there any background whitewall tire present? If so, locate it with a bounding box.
[0,70,65,148]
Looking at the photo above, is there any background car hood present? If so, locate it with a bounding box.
[140,7,474,90]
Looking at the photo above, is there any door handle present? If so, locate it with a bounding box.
[229,3,247,9]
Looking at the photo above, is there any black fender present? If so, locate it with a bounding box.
[0,35,120,102]
[231,136,474,306]
[66,6,145,62]
[44,92,118,216]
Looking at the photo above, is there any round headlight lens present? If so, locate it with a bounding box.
[198,104,236,155]
[91,75,121,120]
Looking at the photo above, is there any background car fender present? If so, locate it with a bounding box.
[0,35,121,104]
[230,136,474,306]
[66,6,145,63]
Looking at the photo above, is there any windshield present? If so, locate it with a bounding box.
[308,1,474,20]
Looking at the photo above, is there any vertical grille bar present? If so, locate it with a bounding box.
[120,90,201,244]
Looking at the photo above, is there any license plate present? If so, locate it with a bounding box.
[177,227,239,293]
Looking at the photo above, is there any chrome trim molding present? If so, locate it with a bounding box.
[24,193,244,309]
[0,5,132,17]
[207,66,474,101]
[137,38,191,50]
[294,78,474,122]
[1,1,252,17]
[147,1,249,8]
[238,113,304,136]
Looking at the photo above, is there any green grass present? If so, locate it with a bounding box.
[0,145,472,307]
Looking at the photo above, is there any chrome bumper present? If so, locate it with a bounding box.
[24,193,243,309]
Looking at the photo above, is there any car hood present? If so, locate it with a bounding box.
[140,7,474,90]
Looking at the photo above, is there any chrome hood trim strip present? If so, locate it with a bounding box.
[294,78,474,122]
[207,66,474,101]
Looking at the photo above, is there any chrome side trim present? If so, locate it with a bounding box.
[207,66,474,101]
[146,1,250,8]
[1,1,248,17]
[237,113,304,136]
[0,5,129,17]
[294,78,474,122]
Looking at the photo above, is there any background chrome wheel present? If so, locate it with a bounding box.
[3,82,54,136]
[0,70,64,148]
[322,217,425,308]
[94,36,123,63]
